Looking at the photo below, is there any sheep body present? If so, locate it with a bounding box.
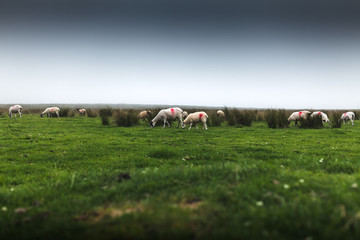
[340,112,355,126]
[138,110,152,122]
[41,107,60,118]
[311,111,331,126]
[8,105,23,118]
[217,110,225,118]
[184,111,208,130]
[151,107,185,128]
[76,108,86,116]
[288,110,311,126]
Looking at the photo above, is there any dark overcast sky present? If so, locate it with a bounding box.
[1,0,360,108]
[2,0,360,30]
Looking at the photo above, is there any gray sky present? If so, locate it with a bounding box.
[1,0,360,109]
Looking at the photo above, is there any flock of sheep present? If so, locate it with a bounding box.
[287,110,355,126]
[6,105,356,129]
[138,108,228,130]
[8,105,86,119]
[142,107,215,130]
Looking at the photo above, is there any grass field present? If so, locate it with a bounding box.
[1,114,360,239]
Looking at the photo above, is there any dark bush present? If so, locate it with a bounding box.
[208,111,223,127]
[265,109,288,129]
[255,110,266,122]
[235,110,255,126]
[299,113,323,129]
[99,108,113,117]
[331,111,342,128]
[86,109,98,118]
[59,108,70,117]
[224,107,236,126]
[277,110,289,128]
[223,108,255,127]
[99,108,113,125]
[23,108,42,114]
[58,108,75,117]
[353,110,360,120]
[68,110,75,117]
[113,110,139,127]
[101,117,110,125]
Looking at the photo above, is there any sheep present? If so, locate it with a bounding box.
[138,110,152,122]
[150,107,185,129]
[183,111,209,130]
[340,112,355,126]
[183,111,189,118]
[311,111,331,126]
[41,107,60,118]
[76,108,86,116]
[8,105,23,118]
[287,110,311,126]
[217,110,225,118]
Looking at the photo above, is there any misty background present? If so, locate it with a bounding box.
[1,0,360,109]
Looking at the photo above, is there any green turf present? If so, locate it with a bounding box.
[1,115,360,239]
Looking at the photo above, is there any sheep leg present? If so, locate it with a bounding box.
[57,112,60,118]
[163,119,167,128]
[204,122,208,130]
[167,120,171,128]
[295,119,298,126]
[188,123,192,130]
[19,111,22,118]
[177,118,180,128]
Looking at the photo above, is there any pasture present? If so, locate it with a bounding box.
[1,114,360,239]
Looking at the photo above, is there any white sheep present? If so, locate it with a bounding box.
[340,112,355,126]
[183,111,189,119]
[311,111,331,126]
[8,105,23,118]
[288,110,311,126]
[150,107,185,128]
[41,107,60,118]
[138,110,152,122]
[184,111,209,130]
[76,108,86,116]
[217,110,225,118]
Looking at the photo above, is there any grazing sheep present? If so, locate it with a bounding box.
[76,108,86,116]
[41,107,60,118]
[183,111,189,118]
[311,111,331,126]
[138,110,152,122]
[340,112,355,126]
[150,107,185,129]
[184,111,209,130]
[287,110,311,126]
[8,105,22,118]
[217,110,225,118]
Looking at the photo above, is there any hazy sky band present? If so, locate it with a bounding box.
[1,0,360,108]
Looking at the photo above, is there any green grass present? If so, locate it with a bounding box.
[1,115,360,239]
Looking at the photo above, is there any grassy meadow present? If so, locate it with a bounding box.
[1,113,360,239]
